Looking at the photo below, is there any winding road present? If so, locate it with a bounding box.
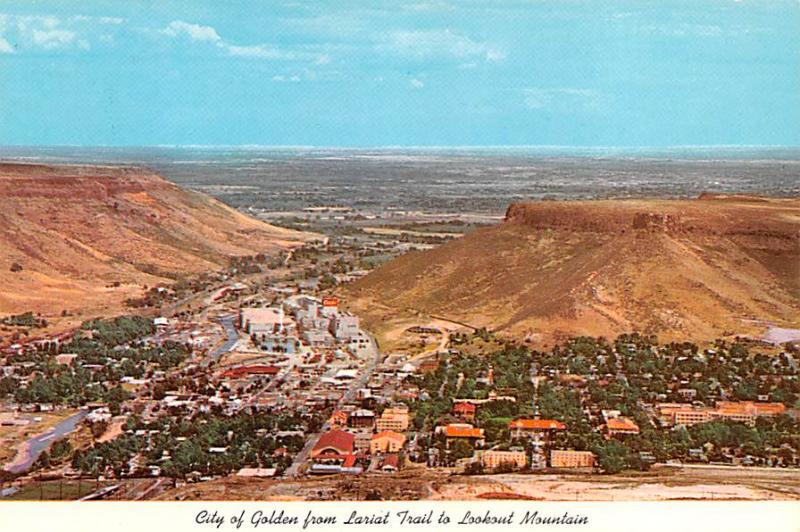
[4,410,89,474]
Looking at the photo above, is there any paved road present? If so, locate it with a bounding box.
[5,410,89,474]
[285,334,382,478]
[207,315,239,365]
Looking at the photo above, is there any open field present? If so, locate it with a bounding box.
[151,465,800,502]
[433,467,800,501]
[3,480,114,501]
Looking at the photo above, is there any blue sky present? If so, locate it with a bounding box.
[0,1,798,147]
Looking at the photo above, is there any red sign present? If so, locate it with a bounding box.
[322,296,339,307]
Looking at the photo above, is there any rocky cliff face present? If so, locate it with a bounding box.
[0,163,173,199]
[504,198,799,238]
[347,196,800,346]
[0,163,311,316]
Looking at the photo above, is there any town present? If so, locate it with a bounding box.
[1,231,799,501]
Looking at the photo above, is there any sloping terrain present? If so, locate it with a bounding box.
[345,195,800,345]
[0,163,309,316]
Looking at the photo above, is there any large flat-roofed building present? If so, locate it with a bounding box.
[370,431,406,454]
[240,307,295,335]
[376,406,410,432]
[331,314,360,341]
[480,450,527,470]
[711,401,786,427]
[550,450,595,469]
[348,409,376,429]
[656,404,712,427]
[657,401,786,428]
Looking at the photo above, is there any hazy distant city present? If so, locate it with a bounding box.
[2,147,798,217]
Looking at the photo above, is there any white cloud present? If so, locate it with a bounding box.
[31,28,77,49]
[401,1,456,12]
[637,23,723,37]
[0,13,123,52]
[522,88,601,111]
[98,17,124,25]
[69,15,124,25]
[160,20,317,62]
[485,49,505,62]
[0,35,13,54]
[272,74,302,82]
[161,20,221,43]
[410,78,425,88]
[379,29,503,63]
[227,44,294,59]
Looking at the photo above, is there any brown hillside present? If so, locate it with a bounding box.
[0,163,310,317]
[344,196,800,346]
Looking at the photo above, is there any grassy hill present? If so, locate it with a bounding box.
[0,163,311,316]
[344,195,800,346]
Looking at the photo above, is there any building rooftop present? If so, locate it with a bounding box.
[606,417,640,433]
[372,430,406,442]
[219,365,280,379]
[453,402,477,413]
[443,423,485,439]
[509,418,566,430]
[313,429,355,455]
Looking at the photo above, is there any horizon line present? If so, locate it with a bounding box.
[2,143,800,151]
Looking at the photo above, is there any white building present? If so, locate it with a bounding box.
[331,314,360,341]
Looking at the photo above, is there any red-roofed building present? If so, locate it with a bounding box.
[711,401,786,426]
[453,402,477,421]
[219,365,280,379]
[311,430,355,459]
[381,454,400,472]
[509,418,566,439]
[605,417,640,437]
[438,423,485,447]
[273,447,288,458]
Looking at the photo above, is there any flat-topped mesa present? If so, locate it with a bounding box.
[0,162,312,316]
[503,202,688,234]
[347,194,800,346]
[503,197,800,239]
[0,163,174,200]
